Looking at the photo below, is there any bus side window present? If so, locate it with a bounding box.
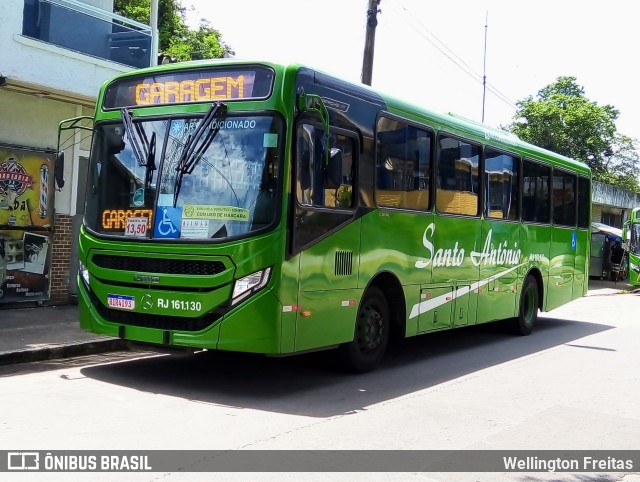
[324,136,354,208]
[296,125,313,206]
[375,117,432,211]
[553,170,576,227]
[325,148,343,189]
[295,123,355,209]
[522,159,551,224]
[577,176,590,229]
[484,148,519,221]
[299,146,311,191]
[436,138,480,216]
[438,148,459,190]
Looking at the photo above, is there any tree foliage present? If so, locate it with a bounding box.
[113,0,233,61]
[507,76,639,192]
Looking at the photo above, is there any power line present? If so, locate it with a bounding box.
[385,0,518,112]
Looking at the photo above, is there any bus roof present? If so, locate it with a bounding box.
[100,58,590,176]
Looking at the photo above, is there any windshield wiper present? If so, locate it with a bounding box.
[144,132,156,196]
[120,108,152,167]
[173,102,227,206]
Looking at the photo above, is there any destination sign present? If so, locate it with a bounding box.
[102,209,153,230]
[103,66,274,109]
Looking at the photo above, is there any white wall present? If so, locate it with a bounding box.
[0,89,95,217]
[1,0,130,99]
[0,91,77,149]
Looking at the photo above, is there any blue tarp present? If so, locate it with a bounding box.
[592,222,623,243]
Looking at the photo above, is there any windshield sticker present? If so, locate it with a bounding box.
[182,205,249,221]
[209,119,257,130]
[133,188,145,207]
[180,219,209,238]
[171,120,185,135]
[124,217,149,237]
[263,133,278,148]
[153,206,181,238]
[158,194,173,206]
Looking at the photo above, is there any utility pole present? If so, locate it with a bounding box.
[150,0,159,66]
[361,0,381,86]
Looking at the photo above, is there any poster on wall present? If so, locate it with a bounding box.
[0,147,55,228]
[0,230,52,302]
[0,146,56,303]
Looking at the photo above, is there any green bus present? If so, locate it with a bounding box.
[59,59,591,372]
[623,207,640,286]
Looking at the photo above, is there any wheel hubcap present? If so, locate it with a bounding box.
[358,305,383,351]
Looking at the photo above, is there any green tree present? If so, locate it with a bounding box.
[507,76,639,191]
[113,0,233,61]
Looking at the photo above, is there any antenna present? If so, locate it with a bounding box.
[482,11,488,123]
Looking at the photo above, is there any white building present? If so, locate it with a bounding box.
[0,0,153,304]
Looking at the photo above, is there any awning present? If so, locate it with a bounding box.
[592,222,623,242]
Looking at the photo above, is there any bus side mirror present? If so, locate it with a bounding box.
[55,152,65,189]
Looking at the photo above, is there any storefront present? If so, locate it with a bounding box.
[592,181,640,228]
[0,144,57,303]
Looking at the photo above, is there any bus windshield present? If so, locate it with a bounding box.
[631,223,640,255]
[84,113,282,240]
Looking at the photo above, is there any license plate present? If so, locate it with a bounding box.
[107,294,135,310]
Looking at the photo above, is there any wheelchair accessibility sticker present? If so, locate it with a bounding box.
[153,206,181,238]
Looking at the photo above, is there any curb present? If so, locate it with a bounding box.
[0,338,129,366]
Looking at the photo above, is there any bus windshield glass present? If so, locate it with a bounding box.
[631,223,640,255]
[84,114,282,240]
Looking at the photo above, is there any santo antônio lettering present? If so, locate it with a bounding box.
[135,75,246,105]
[415,223,522,269]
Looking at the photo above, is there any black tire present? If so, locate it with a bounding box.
[338,286,390,373]
[509,275,539,336]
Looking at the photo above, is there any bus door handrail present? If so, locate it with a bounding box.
[297,91,330,166]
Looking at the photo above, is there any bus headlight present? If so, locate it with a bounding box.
[630,262,639,273]
[231,267,271,306]
[79,261,90,287]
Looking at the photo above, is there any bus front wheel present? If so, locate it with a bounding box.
[339,286,389,373]
[510,276,539,336]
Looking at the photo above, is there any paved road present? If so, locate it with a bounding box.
[0,284,639,481]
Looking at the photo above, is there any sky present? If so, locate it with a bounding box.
[183,0,640,142]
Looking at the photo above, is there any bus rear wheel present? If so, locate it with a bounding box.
[339,286,389,373]
[510,275,539,336]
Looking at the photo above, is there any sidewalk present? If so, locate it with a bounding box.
[0,278,638,365]
[0,303,126,365]
[586,277,637,296]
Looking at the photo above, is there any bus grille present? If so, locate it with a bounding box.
[335,250,353,276]
[90,291,221,331]
[92,254,226,276]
